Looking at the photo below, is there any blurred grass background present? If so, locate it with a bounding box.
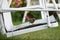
[0,0,60,40]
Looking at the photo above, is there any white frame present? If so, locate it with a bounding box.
[0,0,59,37]
[0,2,58,29]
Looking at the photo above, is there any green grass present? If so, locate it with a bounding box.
[0,22,60,40]
[13,21,22,26]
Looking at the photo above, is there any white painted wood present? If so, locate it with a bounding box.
[13,15,57,30]
[1,0,13,31]
[56,0,60,20]
[1,0,9,9]
[22,0,31,23]
[4,15,57,31]
[0,0,59,37]
[0,13,6,34]
[6,21,58,37]
[39,0,45,19]
[52,0,58,9]
[0,0,3,8]
[0,3,60,11]
[22,0,41,23]
[46,3,60,8]
[7,0,12,6]
[0,1,59,11]
[1,0,59,31]
[0,0,60,11]
[40,0,51,27]
[22,11,29,23]
[3,12,13,31]
[6,25,49,37]
[0,8,60,12]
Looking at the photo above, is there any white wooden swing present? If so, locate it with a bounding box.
[0,0,59,37]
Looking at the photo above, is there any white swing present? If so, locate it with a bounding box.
[0,0,59,37]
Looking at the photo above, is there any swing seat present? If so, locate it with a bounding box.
[4,15,58,32]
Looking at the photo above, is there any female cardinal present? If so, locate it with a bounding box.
[26,14,35,23]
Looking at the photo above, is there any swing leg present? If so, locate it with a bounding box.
[57,0,60,20]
